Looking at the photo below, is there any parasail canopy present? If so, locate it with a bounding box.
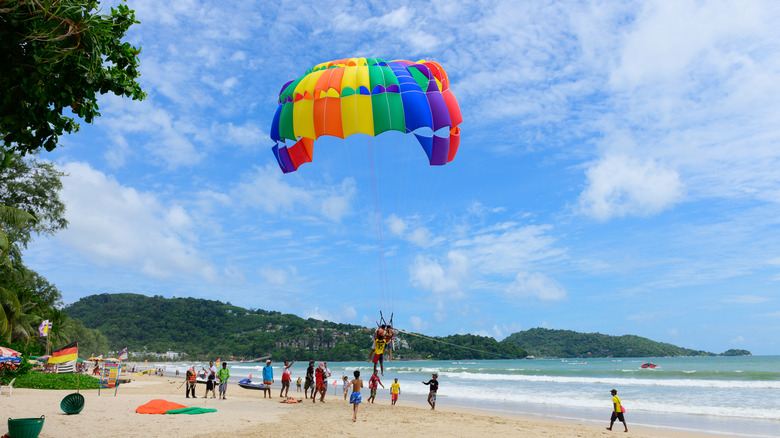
[270,57,462,173]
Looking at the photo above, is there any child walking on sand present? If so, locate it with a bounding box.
[349,370,364,422]
[390,378,400,405]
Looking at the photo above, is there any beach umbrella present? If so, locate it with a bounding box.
[0,355,21,371]
[0,346,21,357]
[103,358,119,362]
[0,355,21,363]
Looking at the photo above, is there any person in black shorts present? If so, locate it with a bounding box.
[606,389,628,432]
[422,373,438,410]
[304,360,315,399]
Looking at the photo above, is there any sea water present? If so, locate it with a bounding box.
[159,356,780,437]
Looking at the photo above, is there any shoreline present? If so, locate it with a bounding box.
[1,375,727,438]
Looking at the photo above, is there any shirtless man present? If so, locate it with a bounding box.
[348,370,364,422]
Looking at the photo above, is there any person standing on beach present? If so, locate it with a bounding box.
[367,370,384,403]
[296,376,302,393]
[313,362,330,403]
[390,378,400,405]
[342,375,350,400]
[280,360,295,398]
[304,360,315,399]
[204,360,217,398]
[349,370,364,422]
[217,362,230,399]
[422,373,438,410]
[606,389,628,432]
[185,366,197,398]
[262,360,274,399]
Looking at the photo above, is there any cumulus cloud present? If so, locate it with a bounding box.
[233,164,355,222]
[578,154,684,220]
[409,315,430,332]
[410,251,469,296]
[505,272,566,301]
[57,162,216,281]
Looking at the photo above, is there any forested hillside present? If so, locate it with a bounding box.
[64,293,526,361]
[504,328,715,358]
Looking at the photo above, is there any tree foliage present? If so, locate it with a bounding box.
[0,0,145,155]
[503,328,715,358]
[64,293,527,361]
[0,153,67,265]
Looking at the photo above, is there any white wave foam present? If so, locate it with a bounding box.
[437,371,780,389]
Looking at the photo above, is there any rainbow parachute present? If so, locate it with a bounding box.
[271,57,462,173]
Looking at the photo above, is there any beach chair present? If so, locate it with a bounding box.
[0,377,16,396]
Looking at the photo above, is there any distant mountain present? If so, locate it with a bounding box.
[64,293,525,361]
[503,328,716,358]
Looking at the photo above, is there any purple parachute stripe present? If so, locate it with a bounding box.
[430,135,450,165]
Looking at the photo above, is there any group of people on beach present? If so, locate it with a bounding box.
[174,326,627,430]
[184,360,230,400]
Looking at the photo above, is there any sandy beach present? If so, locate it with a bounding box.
[0,374,720,438]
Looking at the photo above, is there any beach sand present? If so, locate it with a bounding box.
[1,374,716,438]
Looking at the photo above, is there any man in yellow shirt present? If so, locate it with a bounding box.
[390,378,400,405]
[606,389,628,432]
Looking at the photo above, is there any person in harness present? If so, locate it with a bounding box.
[185,366,197,398]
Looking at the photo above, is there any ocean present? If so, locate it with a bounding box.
[158,355,780,437]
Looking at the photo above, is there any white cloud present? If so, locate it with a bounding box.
[610,1,764,90]
[730,335,745,344]
[387,214,407,237]
[233,164,355,222]
[260,266,294,285]
[579,154,683,220]
[505,272,566,301]
[303,305,357,323]
[453,223,566,275]
[410,251,469,296]
[407,226,438,247]
[57,162,216,281]
[223,122,266,147]
[722,295,772,305]
[409,315,430,332]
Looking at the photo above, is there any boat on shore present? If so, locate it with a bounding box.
[237,378,265,390]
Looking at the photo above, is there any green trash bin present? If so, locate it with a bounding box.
[7,415,44,438]
[60,392,85,415]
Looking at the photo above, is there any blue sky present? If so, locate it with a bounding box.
[24,0,780,354]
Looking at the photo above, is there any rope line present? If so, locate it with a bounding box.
[395,329,523,360]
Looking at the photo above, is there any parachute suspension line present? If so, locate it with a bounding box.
[395,329,523,360]
[367,137,390,317]
[422,165,445,223]
[343,138,372,314]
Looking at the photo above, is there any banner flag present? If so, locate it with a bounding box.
[56,360,77,373]
[38,320,51,337]
[49,341,78,364]
[118,347,128,361]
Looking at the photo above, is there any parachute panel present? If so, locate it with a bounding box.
[271,57,462,172]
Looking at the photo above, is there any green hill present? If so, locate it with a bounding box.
[64,293,525,361]
[503,328,715,358]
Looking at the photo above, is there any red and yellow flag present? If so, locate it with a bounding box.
[49,342,78,364]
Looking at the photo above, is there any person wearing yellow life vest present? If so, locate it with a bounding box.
[185,366,197,398]
[372,329,388,376]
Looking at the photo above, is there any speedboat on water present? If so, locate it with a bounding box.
[641,362,658,368]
